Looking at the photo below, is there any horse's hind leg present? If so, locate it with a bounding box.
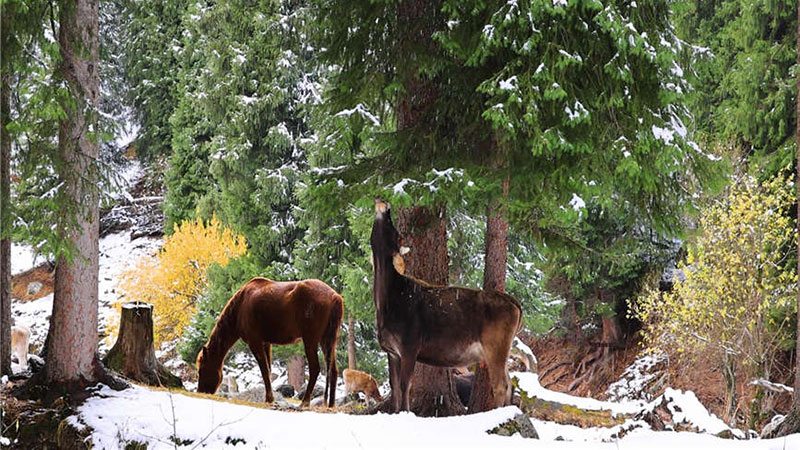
[248,341,274,403]
[301,340,321,407]
[486,348,512,408]
[321,344,337,407]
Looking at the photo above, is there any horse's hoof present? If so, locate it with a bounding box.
[300,401,310,408]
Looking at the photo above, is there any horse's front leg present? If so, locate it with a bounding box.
[301,340,321,407]
[387,352,402,412]
[399,348,418,412]
[248,341,274,403]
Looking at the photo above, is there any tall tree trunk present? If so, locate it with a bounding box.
[482,198,509,292]
[347,311,356,370]
[0,66,11,376]
[397,205,464,417]
[288,355,305,393]
[469,176,510,413]
[773,3,800,436]
[43,0,104,390]
[391,0,459,417]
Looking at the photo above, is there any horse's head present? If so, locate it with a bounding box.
[371,198,410,272]
[196,345,222,394]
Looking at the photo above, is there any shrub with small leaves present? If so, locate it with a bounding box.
[632,172,796,418]
[110,215,247,346]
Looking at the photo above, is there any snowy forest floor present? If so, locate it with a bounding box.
[3,161,800,449]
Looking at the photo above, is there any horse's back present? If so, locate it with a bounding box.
[292,279,341,303]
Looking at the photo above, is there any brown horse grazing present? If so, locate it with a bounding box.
[196,277,343,407]
[371,199,522,412]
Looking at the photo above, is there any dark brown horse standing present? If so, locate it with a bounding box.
[196,277,343,407]
[371,199,522,412]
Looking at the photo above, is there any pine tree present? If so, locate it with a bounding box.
[119,0,189,162]
[24,0,118,396]
[1,0,58,375]
[675,0,796,171]
[166,0,309,268]
[2,0,129,376]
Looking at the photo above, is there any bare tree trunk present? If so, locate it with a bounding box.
[347,311,356,370]
[0,68,11,376]
[482,185,509,293]
[722,353,738,424]
[774,2,800,436]
[600,316,622,354]
[469,179,510,413]
[102,302,182,387]
[396,205,464,417]
[288,355,305,393]
[43,0,103,389]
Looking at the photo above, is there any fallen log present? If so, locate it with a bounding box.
[513,375,631,428]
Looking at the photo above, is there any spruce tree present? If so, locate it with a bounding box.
[120,0,189,162]
[166,0,309,267]
[675,0,796,171]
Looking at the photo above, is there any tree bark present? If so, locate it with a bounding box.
[397,205,464,417]
[600,316,622,355]
[469,181,510,413]
[287,355,305,393]
[0,64,11,376]
[102,302,182,387]
[774,1,800,436]
[44,0,103,388]
[347,311,356,370]
[482,184,509,293]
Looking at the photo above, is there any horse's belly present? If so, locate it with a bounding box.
[418,341,483,367]
[269,336,302,346]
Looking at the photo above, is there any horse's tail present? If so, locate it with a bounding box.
[322,292,343,407]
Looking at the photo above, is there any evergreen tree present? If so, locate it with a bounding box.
[772,0,800,437]
[173,0,325,367]
[675,0,796,171]
[120,0,189,162]
[166,0,309,267]
[22,0,121,396]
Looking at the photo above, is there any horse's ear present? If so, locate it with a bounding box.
[392,252,405,275]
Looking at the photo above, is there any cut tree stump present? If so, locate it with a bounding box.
[102,302,183,388]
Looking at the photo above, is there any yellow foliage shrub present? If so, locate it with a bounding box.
[108,216,247,346]
[631,172,796,416]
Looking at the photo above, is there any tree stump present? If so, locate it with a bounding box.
[102,302,182,388]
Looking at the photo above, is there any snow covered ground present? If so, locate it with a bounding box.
[65,383,800,450]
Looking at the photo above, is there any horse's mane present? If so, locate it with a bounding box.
[206,286,246,355]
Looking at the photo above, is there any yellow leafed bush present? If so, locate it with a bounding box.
[109,215,247,346]
[631,172,796,421]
